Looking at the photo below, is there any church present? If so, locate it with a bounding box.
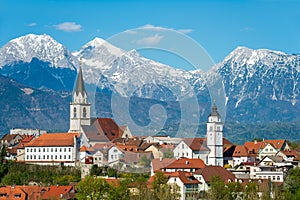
[68,65,133,147]
[69,65,225,166]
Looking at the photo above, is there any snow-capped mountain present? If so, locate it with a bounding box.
[0,34,78,90]
[1,33,300,141]
[208,46,300,123]
[0,34,78,69]
[75,37,207,101]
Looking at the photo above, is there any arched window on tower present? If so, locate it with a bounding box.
[73,107,77,118]
[83,107,87,118]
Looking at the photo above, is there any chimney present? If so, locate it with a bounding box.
[186,160,189,165]
[254,140,257,144]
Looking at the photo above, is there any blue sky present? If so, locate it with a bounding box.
[0,0,299,71]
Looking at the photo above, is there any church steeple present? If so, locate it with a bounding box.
[69,60,91,133]
[206,100,223,166]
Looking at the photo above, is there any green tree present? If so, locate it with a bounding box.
[283,167,300,200]
[107,178,131,200]
[76,176,110,200]
[151,172,180,200]
[208,176,230,200]
[244,182,259,200]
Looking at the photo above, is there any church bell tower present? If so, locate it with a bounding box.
[206,101,223,166]
[69,61,91,133]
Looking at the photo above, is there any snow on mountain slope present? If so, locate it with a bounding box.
[207,47,300,108]
[75,38,207,100]
[0,34,78,70]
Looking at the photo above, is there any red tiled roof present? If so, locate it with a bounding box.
[183,138,208,151]
[167,171,200,184]
[264,140,286,150]
[41,186,74,199]
[152,158,176,172]
[233,145,250,157]
[164,157,206,170]
[244,139,287,154]
[24,133,79,147]
[195,166,235,183]
[281,150,299,161]
[0,186,26,200]
[20,135,35,143]
[95,118,123,141]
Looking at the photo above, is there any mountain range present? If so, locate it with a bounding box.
[0,34,299,143]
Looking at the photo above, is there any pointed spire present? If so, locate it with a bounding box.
[74,58,87,97]
[209,98,221,118]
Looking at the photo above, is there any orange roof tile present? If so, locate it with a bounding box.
[233,145,250,157]
[24,133,79,147]
[167,171,200,184]
[195,166,235,183]
[41,186,74,199]
[0,186,26,200]
[152,158,176,172]
[164,157,206,170]
[183,138,208,151]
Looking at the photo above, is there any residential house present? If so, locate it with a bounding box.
[173,138,209,161]
[0,134,23,147]
[167,171,200,200]
[230,145,256,167]
[194,166,235,191]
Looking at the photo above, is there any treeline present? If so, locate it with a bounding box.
[0,161,81,186]
[76,172,180,200]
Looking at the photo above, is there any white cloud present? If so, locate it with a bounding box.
[139,24,193,34]
[136,34,164,45]
[53,22,82,32]
[26,22,37,27]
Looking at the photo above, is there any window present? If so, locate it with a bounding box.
[60,148,62,152]
[38,148,40,152]
[47,155,49,159]
[210,126,213,131]
[51,148,53,152]
[26,155,29,159]
[60,155,62,159]
[55,148,57,152]
[73,107,77,118]
[34,148,36,152]
[83,107,87,118]
[277,176,280,180]
[64,148,66,152]
[217,126,220,131]
[26,149,29,152]
[68,155,71,159]
[55,155,57,159]
[182,144,185,149]
[51,155,53,159]
[69,148,71,152]
[64,155,66,159]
